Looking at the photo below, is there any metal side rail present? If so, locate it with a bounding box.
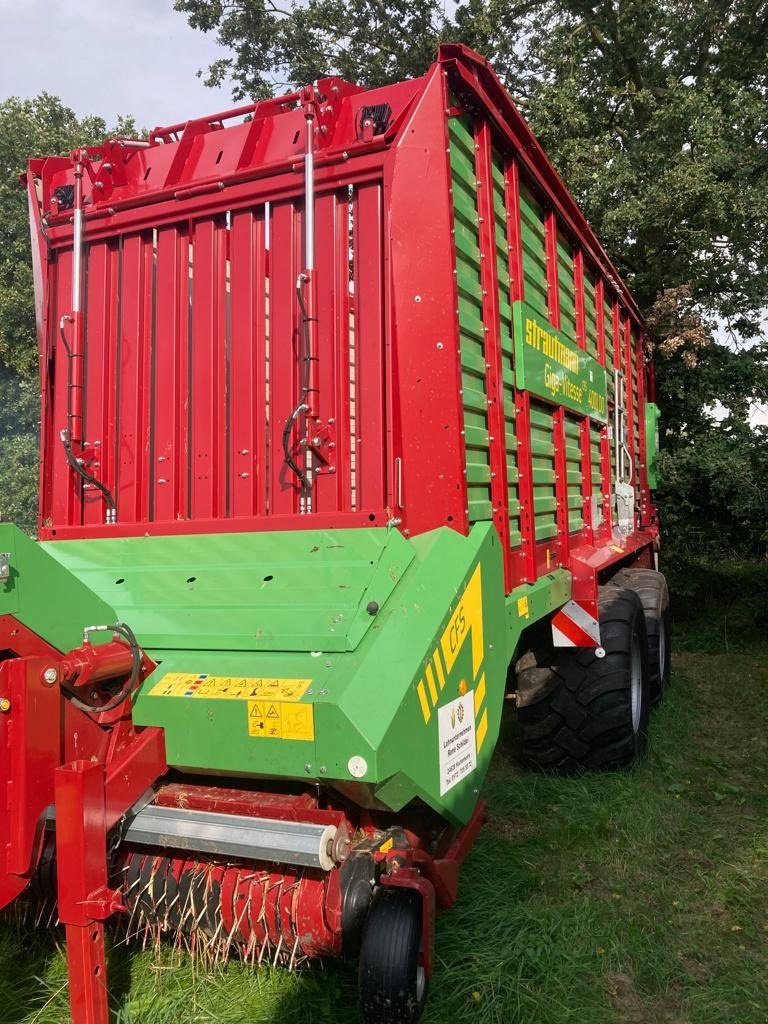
[122,803,339,870]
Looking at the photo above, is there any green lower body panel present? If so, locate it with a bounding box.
[0,522,572,827]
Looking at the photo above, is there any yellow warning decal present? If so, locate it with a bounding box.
[440,563,483,679]
[476,708,489,753]
[149,673,312,702]
[379,837,394,854]
[414,563,485,728]
[517,596,529,619]
[247,700,314,741]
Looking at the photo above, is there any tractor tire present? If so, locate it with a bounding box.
[516,587,651,772]
[611,567,671,702]
[358,886,427,1024]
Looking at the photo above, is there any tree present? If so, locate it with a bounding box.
[176,0,768,562]
[0,95,135,529]
[0,95,136,379]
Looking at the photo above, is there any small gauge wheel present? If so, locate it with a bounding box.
[358,886,427,1024]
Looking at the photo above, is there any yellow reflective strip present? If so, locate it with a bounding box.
[425,665,438,705]
[433,650,446,690]
[474,673,486,716]
[476,708,489,752]
[416,681,431,724]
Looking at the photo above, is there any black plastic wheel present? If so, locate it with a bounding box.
[516,586,651,771]
[611,568,671,702]
[358,886,427,1024]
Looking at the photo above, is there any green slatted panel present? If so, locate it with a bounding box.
[519,185,549,320]
[449,115,492,523]
[631,329,641,503]
[590,422,603,494]
[557,233,577,342]
[529,400,557,541]
[605,295,617,484]
[584,270,598,359]
[564,414,584,532]
[491,150,522,549]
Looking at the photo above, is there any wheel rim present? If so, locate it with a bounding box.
[658,622,666,681]
[630,637,642,732]
[416,965,426,1003]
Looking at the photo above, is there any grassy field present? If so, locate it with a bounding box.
[1,569,767,1024]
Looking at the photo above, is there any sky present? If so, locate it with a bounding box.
[0,0,235,130]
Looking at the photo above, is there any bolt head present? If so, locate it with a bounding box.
[0,698,10,712]
[42,667,58,686]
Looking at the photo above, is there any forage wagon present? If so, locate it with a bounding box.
[3,43,668,1023]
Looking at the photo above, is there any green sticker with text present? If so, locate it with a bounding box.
[512,301,607,421]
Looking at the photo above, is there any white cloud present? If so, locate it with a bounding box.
[0,1,236,129]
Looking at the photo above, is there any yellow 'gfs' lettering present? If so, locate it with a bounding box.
[449,605,467,654]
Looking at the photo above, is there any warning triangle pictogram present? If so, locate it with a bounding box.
[249,703,264,718]
[266,704,280,719]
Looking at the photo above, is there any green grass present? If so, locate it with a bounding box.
[1,577,767,1023]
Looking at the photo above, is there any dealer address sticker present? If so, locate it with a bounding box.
[438,692,477,796]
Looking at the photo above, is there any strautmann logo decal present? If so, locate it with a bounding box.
[513,300,608,422]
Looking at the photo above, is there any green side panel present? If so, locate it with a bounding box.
[557,233,577,342]
[564,414,584,533]
[583,270,598,359]
[449,115,492,524]
[645,402,661,489]
[529,400,558,541]
[0,524,117,652]
[42,529,414,654]
[519,185,548,319]
[491,148,522,549]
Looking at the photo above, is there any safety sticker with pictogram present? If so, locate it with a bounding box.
[247,700,314,742]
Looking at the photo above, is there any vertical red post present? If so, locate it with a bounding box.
[152,225,189,523]
[229,208,268,517]
[505,158,536,584]
[623,314,636,506]
[475,120,512,589]
[545,211,568,565]
[595,278,612,538]
[636,331,650,526]
[55,760,111,1024]
[574,249,594,542]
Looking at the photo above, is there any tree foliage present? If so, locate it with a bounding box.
[0,95,135,529]
[177,0,768,563]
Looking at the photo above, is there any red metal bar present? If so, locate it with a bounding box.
[386,66,466,536]
[573,249,594,539]
[81,242,112,527]
[353,182,387,512]
[189,216,228,519]
[505,157,536,584]
[313,190,348,511]
[229,207,268,517]
[636,334,650,526]
[623,315,636,500]
[115,232,152,524]
[544,211,569,564]
[55,760,111,1024]
[152,226,183,521]
[475,119,512,588]
[270,200,302,515]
